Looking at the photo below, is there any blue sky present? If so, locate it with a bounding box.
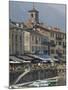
[9,1,66,31]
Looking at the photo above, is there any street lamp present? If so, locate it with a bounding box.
[38,63,41,66]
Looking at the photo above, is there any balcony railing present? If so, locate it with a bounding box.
[50,41,56,47]
[56,37,63,40]
[63,45,66,48]
[41,41,49,45]
[50,42,56,47]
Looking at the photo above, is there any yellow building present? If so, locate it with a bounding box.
[49,27,66,60]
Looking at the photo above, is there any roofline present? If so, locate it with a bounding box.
[36,25,65,34]
[50,29,66,34]
[36,25,50,32]
[10,22,65,34]
[10,26,48,37]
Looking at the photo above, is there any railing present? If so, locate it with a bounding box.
[50,43,56,47]
[56,37,63,40]
[50,41,56,47]
[63,45,66,48]
[41,41,49,45]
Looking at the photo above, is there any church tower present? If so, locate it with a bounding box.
[28,3,39,24]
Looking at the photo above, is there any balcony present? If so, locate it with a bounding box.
[50,43,56,47]
[41,41,49,45]
[50,40,56,47]
[56,37,63,40]
[63,44,66,48]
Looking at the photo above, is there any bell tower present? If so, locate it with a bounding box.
[28,2,39,24]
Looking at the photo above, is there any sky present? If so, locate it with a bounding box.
[9,1,66,31]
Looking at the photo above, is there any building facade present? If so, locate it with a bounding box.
[9,7,66,60]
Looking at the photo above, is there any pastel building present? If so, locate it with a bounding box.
[9,7,66,60]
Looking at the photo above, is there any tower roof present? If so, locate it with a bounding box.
[28,8,39,13]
